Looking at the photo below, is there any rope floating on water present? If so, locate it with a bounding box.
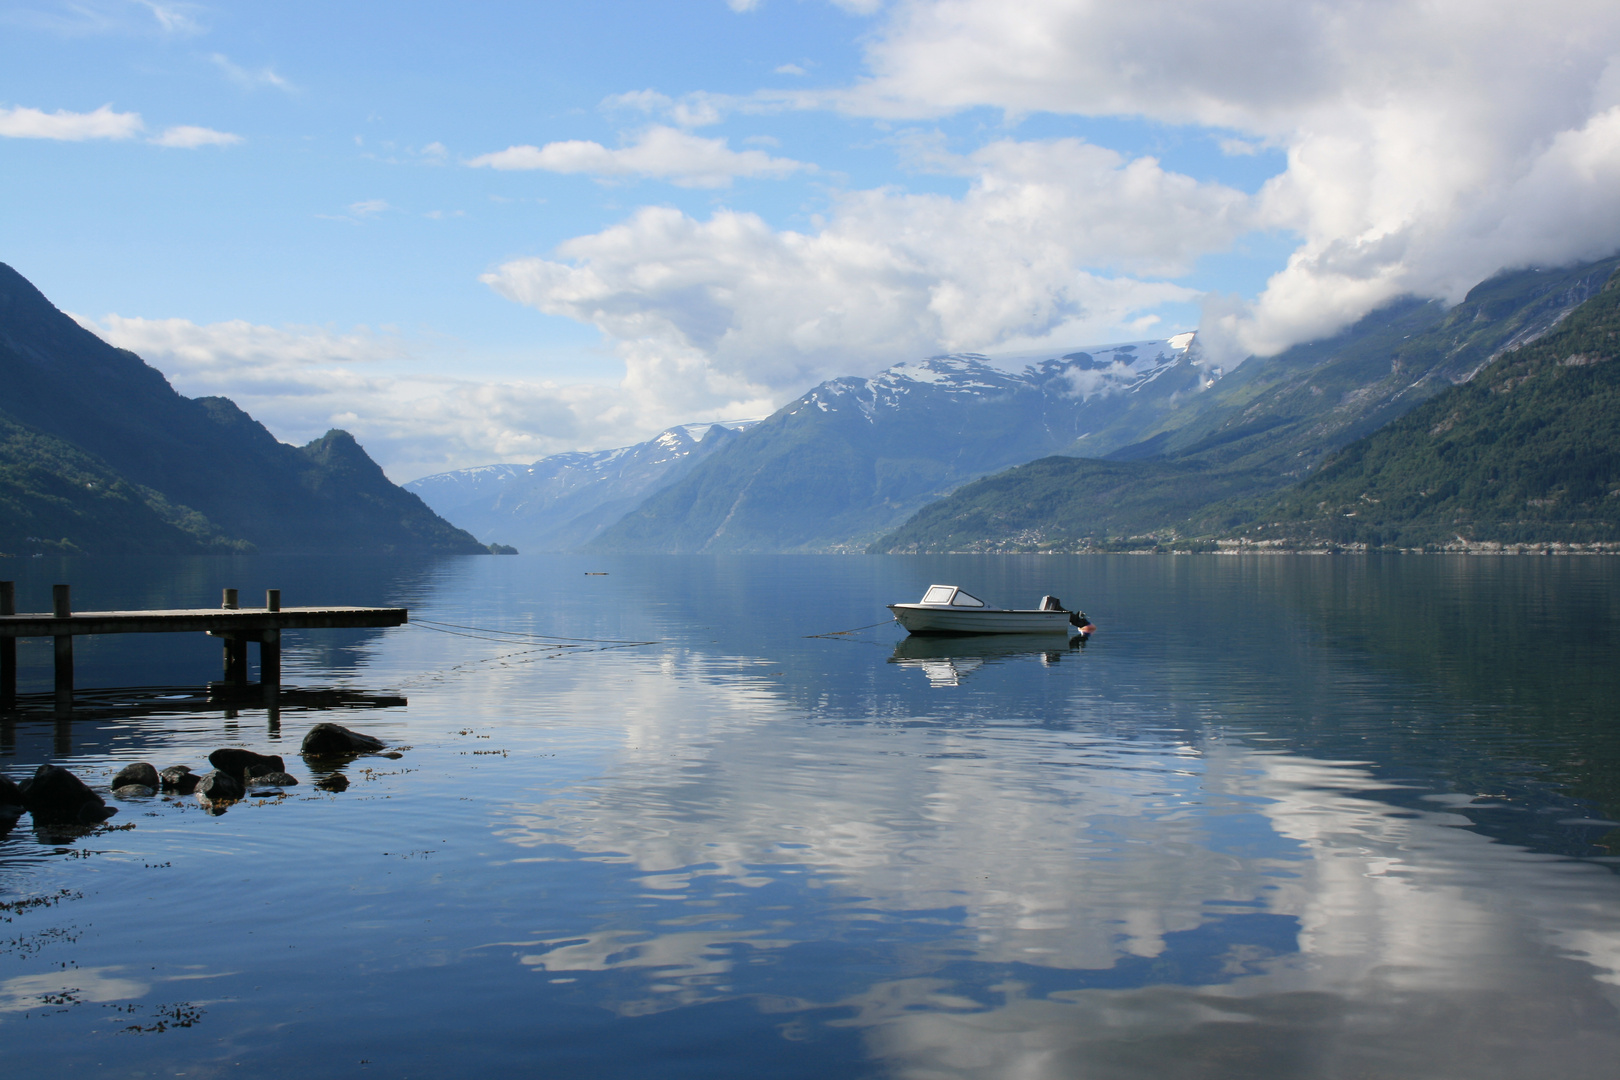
[804,618,898,640]
[412,618,657,646]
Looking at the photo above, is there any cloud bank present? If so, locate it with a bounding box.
[488,0,1620,392]
[484,137,1244,397]
[835,0,1620,358]
[74,313,774,480]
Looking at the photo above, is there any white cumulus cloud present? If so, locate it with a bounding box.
[467,125,806,188]
[819,0,1620,361]
[483,137,1243,398]
[0,103,142,140]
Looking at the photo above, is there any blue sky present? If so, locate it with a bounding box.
[4,1,1619,477]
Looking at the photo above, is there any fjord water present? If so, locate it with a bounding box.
[2,554,1619,1078]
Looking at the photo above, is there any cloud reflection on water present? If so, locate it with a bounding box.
[472,646,1620,1077]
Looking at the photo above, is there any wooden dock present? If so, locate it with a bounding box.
[0,583,407,711]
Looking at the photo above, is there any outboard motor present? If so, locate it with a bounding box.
[1069,611,1093,633]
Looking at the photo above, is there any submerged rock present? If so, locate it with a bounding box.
[160,767,200,795]
[194,770,245,802]
[301,724,384,757]
[0,773,24,808]
[111,762,160,789]
[208,749,285,781]
[112,784,157,799]
[246,771,299,787]
[314,773,350,792]
[23,764,118,824]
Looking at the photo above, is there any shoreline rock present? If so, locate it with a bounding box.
[301,724,384,757]
[21,764,117,824]
[112,762,160,789]
[194,770,245,803]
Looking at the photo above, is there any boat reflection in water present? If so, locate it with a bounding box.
[888,632,1084,686]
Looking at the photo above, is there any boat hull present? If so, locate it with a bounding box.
[888,604,1073,635]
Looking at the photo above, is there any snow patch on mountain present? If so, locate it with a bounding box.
[785,335,1210,424]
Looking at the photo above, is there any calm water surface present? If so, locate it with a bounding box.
[1,554,1618,1079]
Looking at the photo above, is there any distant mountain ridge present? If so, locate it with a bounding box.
[0,262,484,556]
[405,420,757,552]
[586,336,1208,553]
[872,255,1620,553]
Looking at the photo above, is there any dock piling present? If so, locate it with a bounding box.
[261,591,282,702]
[220,588,248,684]
[52,584,72,712]
[1,582,14,708]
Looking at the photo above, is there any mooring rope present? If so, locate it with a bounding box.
[804,617,897,640]
[412,618,657,646]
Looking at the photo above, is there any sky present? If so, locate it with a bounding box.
[4,0,1620,480]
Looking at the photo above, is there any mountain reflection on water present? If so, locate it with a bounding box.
[1,554,1618,1078]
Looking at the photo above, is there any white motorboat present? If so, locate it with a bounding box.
[887,584,1091,636]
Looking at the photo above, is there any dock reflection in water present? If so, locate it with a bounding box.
[889,632,1084,686]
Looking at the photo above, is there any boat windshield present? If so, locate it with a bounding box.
[919,585,988,607]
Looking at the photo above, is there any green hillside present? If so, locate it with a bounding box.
[0,261,486,556]
[1096,258,1620,476]
[873,457,1265,554]
[0,414,246,556]
[1235,271,1620,550]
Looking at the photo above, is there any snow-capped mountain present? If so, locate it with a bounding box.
[588,335,1213,554]
[793,333,1205,422]
[405,420,758,552]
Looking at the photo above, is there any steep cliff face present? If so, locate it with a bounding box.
[0,262,484,556]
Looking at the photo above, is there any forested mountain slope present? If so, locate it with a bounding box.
[1233,271,1620,549]
[0,262,484,556]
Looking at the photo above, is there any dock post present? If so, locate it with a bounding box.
[223,637,249,685]
[52,584,72,712]
[220,588,248,685]
[1,581,15,709]
[260,628,280,708]
[260,628,281,684]
[263,592,282,712]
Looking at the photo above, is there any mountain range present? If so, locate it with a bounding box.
[0,262,484,557]
[587,337,1211,553]
[873,256,1620,552]
[404,420,755,552]
[12,248,1617,559]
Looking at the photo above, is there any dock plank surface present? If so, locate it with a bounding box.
[0,606,407,637]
